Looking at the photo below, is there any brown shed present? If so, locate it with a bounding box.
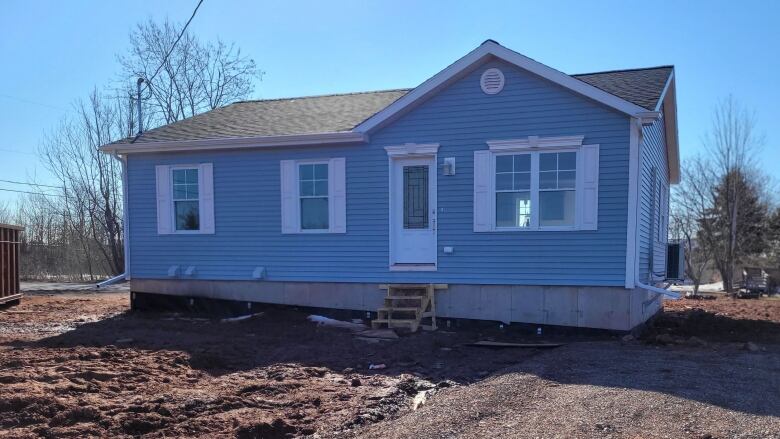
[0,223,23,306]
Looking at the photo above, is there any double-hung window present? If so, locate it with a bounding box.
[155,163,214,235]
[495,154,531,228]
[539,152,577,227]
[494,151,576,230]
[172,168,200,231]
[474,136,599,232]
[280,158,347,234]
[298,162,329,230]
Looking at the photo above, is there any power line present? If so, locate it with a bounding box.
[0,187,64,198]
[144,0,205,88]
[0,94,68,112]
[0,148,36,156]
[0,179,61,189]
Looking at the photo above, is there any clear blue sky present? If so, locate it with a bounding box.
[1,0,778,204]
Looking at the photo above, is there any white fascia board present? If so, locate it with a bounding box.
[355,41,651,133]
[100,131,368,154]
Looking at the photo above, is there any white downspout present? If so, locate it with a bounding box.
[632,117,679,300]
[96,152,129,289]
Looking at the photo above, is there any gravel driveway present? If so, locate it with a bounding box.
[347,341,780,438]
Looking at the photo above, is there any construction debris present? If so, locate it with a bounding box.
[220,312,264,323]
[308,314,368,331]
[357,329,399,340]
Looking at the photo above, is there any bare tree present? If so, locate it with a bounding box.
[26,17,261,281]
[38,89,128,276]
[119,18,260,127]
[670,162,712,295]
[674,97,768,293]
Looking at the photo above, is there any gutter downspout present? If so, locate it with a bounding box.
[631,116,679,301]
[96,152,129,289]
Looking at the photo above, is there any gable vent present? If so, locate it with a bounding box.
[480,68,505,94]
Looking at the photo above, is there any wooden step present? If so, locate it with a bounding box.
[378,307,420,313]
[385,295,424,301]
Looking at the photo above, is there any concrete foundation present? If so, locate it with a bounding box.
[130,279,663,331]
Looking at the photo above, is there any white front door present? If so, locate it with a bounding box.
[391,157,437,266]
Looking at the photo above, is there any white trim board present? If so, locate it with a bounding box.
[625,118,642,289]
[356,40,653,133]
[487,135,584,151]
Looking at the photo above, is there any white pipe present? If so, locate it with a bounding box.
[96,153,129,289]
[636,280,679,299]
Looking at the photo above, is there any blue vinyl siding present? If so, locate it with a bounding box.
[127,59,630,286]
[638,112,669,283]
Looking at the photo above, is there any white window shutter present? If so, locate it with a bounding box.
[579,144,600,230]
[473,150,492,232]
[280,160,297,234]
[199,163,215,234]
[155,165,172,235]
[329,157,347,233]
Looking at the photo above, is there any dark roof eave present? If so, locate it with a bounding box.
[100,131,368,154]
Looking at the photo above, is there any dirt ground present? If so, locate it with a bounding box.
[0,291,556,438]
[0,290,778,438]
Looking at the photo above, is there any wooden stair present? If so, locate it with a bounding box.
[372,284,439,332]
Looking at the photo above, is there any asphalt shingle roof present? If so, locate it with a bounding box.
[124,66,672,144]
[572,66,673,111]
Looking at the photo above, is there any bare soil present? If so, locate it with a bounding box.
[1,291,778,438]
[647,295,780,343]
[0,292,550,438]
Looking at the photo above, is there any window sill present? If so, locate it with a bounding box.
[489,226,579,232]
[389,263,437,272]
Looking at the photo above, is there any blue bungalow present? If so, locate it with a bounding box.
[100,40,680,331]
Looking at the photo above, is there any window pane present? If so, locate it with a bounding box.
[403,165,429,229]
[496,173,513,191]
[314,180,328,196]
[186,183,199,199]
[173,169,187,184]
[299,164,314,181]
[185,168,199,185]
[301,197,329,230]
[513,172,531,190]
[300,180,314,196]
[540,153,557,171]
[175,201,200,230]
[314,163,328,180]
[539,171,557,189]
[558,170,576,189]
[558,152,576,170]
[514,154,531,172]
[496,191,531,228]
[496,155,513,173]
[540,190,575,226]
[173,185,187,199]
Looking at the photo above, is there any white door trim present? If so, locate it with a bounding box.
[386,145,438,271]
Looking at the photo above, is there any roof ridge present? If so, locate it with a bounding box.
[571,65,674,77]
[234,88,412,104]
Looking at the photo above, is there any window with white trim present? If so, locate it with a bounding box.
[298,162,329,230]
[280,158,346,234]
[473,136,599,232]
[493,150,578,230]
[172,168,200,231]
[495,154,531,227]
[539,152,577,227]
[155,163,214,235]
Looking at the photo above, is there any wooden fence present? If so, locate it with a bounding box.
[0,223,23,305]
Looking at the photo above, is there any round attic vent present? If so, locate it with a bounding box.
[480,68,505,94]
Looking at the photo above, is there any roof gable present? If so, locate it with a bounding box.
[354,40,658,133]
